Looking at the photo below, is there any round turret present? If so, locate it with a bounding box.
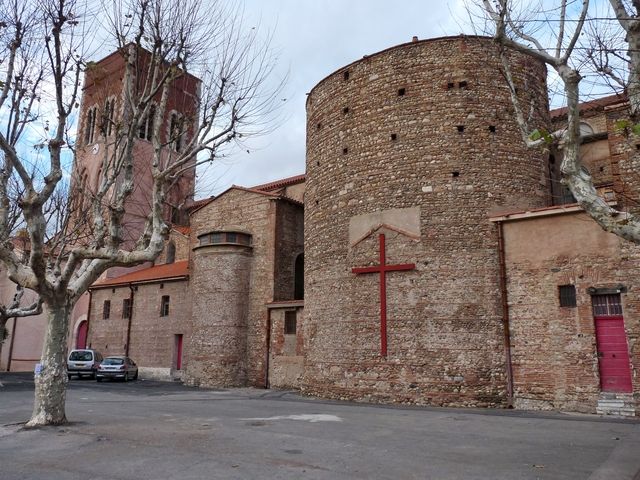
[303,36,549,406]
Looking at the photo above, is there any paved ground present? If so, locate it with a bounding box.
[1,373,639,480]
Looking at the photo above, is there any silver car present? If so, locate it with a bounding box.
[96,356,139,382]
[67,349,103,379]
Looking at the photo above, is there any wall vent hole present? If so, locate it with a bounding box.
[343,147,348,155]
[452,171,460,178]
[459,81,468,89]
[317,123,322,130]
[390,133,397,141]
[489,125,496,133]
[343,70,350,81]
[398,88,406,96]
[447,82,455,90]
[343,107,349,114]
[316,161,320,166]
[457,125,465,133]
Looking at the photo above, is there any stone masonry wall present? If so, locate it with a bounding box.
[268,307,305,388]
[185,189,278,388]
[274,201,304,301]
[88,279,191,373]
[501,211,639,413]
[303,36,549,407]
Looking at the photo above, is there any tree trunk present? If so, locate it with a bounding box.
[26,301,71,427]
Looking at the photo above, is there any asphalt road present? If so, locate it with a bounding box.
[1,373,639,480]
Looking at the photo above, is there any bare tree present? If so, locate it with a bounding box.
[0,0,282,426]
[477,0,640,243]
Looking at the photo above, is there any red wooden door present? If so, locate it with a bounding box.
[175,334,183,370]
[593,295,632,393]
[76,321,88,349]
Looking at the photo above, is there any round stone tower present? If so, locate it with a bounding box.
[303,36,549,407]
[186,229,253,387]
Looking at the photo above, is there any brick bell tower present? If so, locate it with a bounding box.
[73,47,200,244]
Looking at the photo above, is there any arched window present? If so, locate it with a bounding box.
[294,253,304,300]
[84,106,97,144]
[166,241,176,264]
[169,112,184,152]
[102,97,116,136]
[579,122,594,136]
[139,104,156,140]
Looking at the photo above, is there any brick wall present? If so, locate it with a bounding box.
[268,306,305,388]
[303,36,549,407]
[88,279,191,373]
[501,210,639,413]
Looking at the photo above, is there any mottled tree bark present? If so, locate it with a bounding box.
[26,302,71,426]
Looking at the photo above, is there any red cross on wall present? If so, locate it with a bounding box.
[352,233,415,357]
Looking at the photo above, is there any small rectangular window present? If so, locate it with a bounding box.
[160,295,170,317]
[226,232,237,243]
[122,298,131,319]
[559,285,577,307]
[284,311,297,335]
[103,300,111,319]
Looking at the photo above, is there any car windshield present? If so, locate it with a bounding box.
[102,358,124,365]
[69,351,92,361]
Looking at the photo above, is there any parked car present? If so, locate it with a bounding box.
[67,349,103,379]
[96,356,139,382]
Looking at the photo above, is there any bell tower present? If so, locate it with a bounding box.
[72,47,199,244]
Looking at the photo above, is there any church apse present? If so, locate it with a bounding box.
[186,228,253,387]
[303,36,550,407]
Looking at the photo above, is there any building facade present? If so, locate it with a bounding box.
[3,36,638,416]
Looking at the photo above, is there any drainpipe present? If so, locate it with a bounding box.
[125,283,135,356]
[264,307,271,389]
[497,221,514,408]
[86,290,93,348]
[6,317,17,371]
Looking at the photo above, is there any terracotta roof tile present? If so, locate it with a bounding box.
[250,173,306,192]
[92,260,189,287]
[550,93,627,119]
[187,196,216,211]
[172,225,190,236]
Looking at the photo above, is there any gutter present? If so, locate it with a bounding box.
[125,283,135,357]
[86,290,93,348]
[496,221,514,408]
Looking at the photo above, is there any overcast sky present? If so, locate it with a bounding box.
[197,0,469,196]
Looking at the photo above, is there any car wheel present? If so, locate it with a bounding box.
[133,370,138,380]
[96,377,102,382]
[123,372,129,382]
[67,374,72,380]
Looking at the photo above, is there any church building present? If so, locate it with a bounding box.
[2,36,638,417]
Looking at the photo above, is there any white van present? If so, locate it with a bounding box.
[67,349,103,379]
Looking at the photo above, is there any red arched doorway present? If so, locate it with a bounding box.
[76,320,88,349]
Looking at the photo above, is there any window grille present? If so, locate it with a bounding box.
[122,298,132,319]
[198,231,252,247]
[284,311,297,335]
[160,295,170,317]
[592,294,622,317]
[103,300,111,319]
[559,285,577,307]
